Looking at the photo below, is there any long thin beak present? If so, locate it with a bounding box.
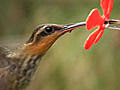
[61,19,120,32]
[62,22,86,32]
[106,19,120,30]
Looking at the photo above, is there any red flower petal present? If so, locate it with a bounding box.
[94,24,105,44]
[94,29,104,44]
[86,9,104,30]
[84,29,101,50]
[101,0,113,19]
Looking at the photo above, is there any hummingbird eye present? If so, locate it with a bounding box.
[44,26,54,34]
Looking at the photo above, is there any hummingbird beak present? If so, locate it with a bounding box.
[106,19,120,31]
[61,22,86,32]
[60,19,120,32]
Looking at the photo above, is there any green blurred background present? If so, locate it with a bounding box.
[0,0,120,90]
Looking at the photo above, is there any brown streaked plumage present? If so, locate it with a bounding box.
[0,23,85,90]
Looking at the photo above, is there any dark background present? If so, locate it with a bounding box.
[0,0,120,90]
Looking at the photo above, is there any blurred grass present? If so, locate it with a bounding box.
[0,0,120,90]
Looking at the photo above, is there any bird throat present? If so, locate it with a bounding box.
[8,34,58,89]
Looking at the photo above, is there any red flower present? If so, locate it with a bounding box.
[84,0,113,50]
